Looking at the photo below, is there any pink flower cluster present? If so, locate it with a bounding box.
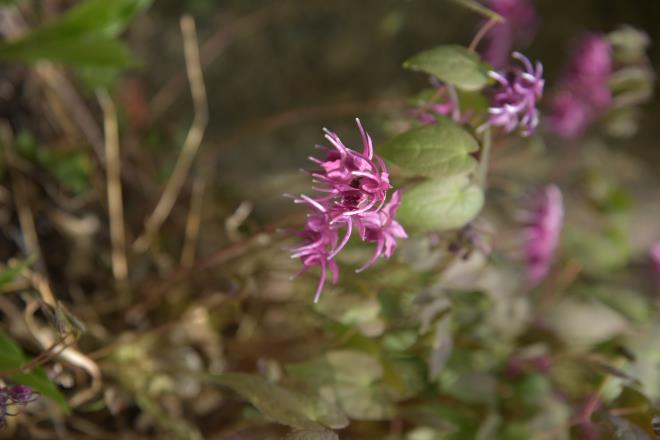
[524,184,563,284]
[291,119,407,302]
[482,52,544,137]
[481,0,539,69]
[548,34,613,139]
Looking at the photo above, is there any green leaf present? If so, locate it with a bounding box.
[0,36,136,67]
[0,0,151,67]
[0,257,34,290]
[579,285,650,324]
[285,430,340,440]
[564,226,630,275]
[379,119,479,178]
[446,0,504,22]
[207,373,347,430]
[41,0,153,38]
[0,332,69,412]
[404,45,490,91]
[397,175,484,232]
[546,299,628,348]
[288,350,394,421]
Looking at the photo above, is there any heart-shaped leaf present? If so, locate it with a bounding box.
[379,118,479,178]
[397,175,484,232]
[404,45,490,91]
[208,373,348,430]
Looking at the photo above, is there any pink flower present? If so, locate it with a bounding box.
[354,190,408,272]
[548,91,593,139]
[524,185,563,284]
[482,52,544,137]
[481,0,539,69]
[290,197,341,303]
[548,34,613,139]
[291,120,407,302]
[309,121,391,217]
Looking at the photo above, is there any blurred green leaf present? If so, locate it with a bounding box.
[382,330,418,352]
[547,299,628,348]
[289,350,394,421]
[285,430,339,440]
[0,0,151,67]
[428,314,452,381]
[383,357,426,401]
[315,296,384,337]
[380,118,479,178]
[623,325,660,405]
[579,285,650,324]
[564,226,630,275]
[0,332,69,412]
[600,414,651,440]
[446,0,504,22]
[404,45,490,91]
[38,150,91,193]
[397,175,484,232]
[208,372,347,430]
[608,26,650,64]
[0,257,34,290]
[40,0,153,38]
[401,403,475,439]
[514,373,552,409]
[0,36,136,67]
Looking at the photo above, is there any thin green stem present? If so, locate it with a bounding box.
[478,129,492,188]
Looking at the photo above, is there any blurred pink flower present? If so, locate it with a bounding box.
[524,184,564,284]
[547,91,593,139]
[481,0,539,69]
[548,34,613,139]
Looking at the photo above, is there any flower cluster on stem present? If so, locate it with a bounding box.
[291,119,407,302]
[481,52,544,137]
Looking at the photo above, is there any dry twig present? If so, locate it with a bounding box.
[180,175,205,269]
[97,90,128,283]
[133,15,208,253]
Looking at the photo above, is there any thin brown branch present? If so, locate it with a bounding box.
[97,90,128,283]
[218,97,408,148]
[149,5,276,121]
[468,17,498,52]
[0,125,57,307]
[180,175,205,269]
[133,15,209,253]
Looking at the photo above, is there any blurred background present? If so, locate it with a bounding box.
[0,0,659,438]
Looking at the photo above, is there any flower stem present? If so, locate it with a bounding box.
[478,128,492,188]
[469,18,498,52]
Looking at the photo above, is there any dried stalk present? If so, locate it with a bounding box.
[180,175,205,269]
[97,90,128,283]
[133,15,208,253]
